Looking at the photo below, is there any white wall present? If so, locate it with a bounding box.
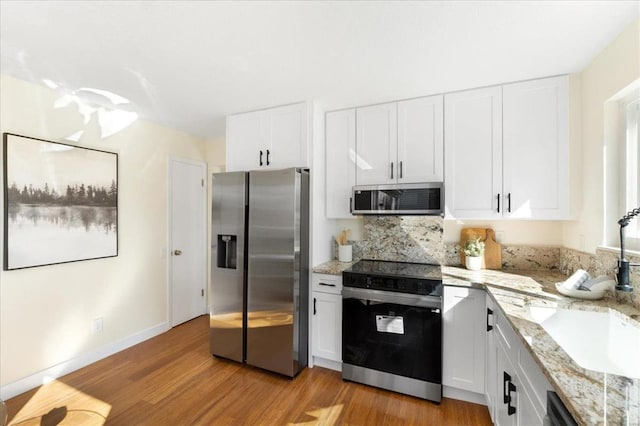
[563,19,640,253]
[0,74,208,393]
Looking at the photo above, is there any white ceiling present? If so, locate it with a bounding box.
[1,1,638,139]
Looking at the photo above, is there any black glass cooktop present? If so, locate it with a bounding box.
[342,260,442,296]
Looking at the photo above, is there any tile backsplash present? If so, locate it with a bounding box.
[336,216,444,264]
[443,243,561,270]
[331,216,640,309]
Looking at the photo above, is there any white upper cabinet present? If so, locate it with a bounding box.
[226,102,309,172]
[502,76,569,219]
[325,109,356,218]
[226,110,265,172]
[356,96,444,185]
[397,95,444,183]
[444,86,503,219]
[356,102,398,185]
[268,103,309,169]
[445,75,569,220]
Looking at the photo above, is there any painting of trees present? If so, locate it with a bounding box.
[7,180,117,207]
[3,133,118,270]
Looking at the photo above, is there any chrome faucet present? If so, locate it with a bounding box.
[616,207,640,292]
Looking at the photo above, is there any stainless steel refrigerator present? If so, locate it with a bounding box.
[209,168,309,377]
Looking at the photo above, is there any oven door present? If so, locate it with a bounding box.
[342,287,442,384]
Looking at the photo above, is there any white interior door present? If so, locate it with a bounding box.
[170,158,206,327]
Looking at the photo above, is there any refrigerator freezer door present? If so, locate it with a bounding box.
[247,168,308,377]
[210,172,247,362]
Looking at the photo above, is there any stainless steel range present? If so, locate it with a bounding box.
[341,260,443,402]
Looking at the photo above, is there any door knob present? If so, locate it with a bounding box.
[173,249,182,256]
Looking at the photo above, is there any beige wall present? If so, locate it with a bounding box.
[0,74,208,387]
[563,19,640,254]
[205,137,226,173]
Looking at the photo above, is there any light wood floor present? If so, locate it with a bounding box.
[6,315,492,425]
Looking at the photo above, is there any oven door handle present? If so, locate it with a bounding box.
[341,287,442,309]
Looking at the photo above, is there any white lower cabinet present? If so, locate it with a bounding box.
[485,296,498,422]
[443,286,486,394]
[487,294,552,426]
[311,274,342,370]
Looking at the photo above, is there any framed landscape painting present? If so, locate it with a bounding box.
[3,133,118,270]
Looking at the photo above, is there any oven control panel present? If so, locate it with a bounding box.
[342,273,442,296]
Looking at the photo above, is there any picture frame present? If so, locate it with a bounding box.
[3,133,118,270]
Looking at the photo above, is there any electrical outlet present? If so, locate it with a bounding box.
[92,317,103,334]
[495,231,504,243]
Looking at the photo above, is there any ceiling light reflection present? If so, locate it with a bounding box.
[44,80,139,141]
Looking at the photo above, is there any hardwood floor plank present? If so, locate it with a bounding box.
[6,315,492,425]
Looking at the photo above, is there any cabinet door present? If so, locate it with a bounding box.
[326,109,356,218]
[268,102,309,169]
[226,110,266,172]
[311,291,342,362]
[444,87,502,219]
[495,340,518,426]
[397,95,444,183]
[503,76,569,219]
[485,296,498,423]
[515,375,545,426]
[442,286,486,394]
[356,103,398,185]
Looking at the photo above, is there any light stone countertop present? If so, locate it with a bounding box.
[312,260,640,426]
[312,259,358,275]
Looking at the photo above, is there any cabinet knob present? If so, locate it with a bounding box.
[173,249,182,256]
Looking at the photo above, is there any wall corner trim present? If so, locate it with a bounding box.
[0,321,171,400]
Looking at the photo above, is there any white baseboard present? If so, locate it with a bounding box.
[311,357,342,372]
[0,322,170,400]
[443,386,487,405]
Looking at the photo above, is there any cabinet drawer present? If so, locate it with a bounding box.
[312,273,343,295]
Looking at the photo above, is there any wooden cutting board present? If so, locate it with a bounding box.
[459,228,502,270]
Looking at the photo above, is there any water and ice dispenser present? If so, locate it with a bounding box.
[217,234,237,269]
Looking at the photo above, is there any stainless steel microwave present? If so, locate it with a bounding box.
[351,182,443,215]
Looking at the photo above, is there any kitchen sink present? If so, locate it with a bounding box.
[528,306,640,378]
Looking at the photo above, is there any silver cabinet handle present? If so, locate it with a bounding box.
[390,162,394,179]
[173,249,182,256]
